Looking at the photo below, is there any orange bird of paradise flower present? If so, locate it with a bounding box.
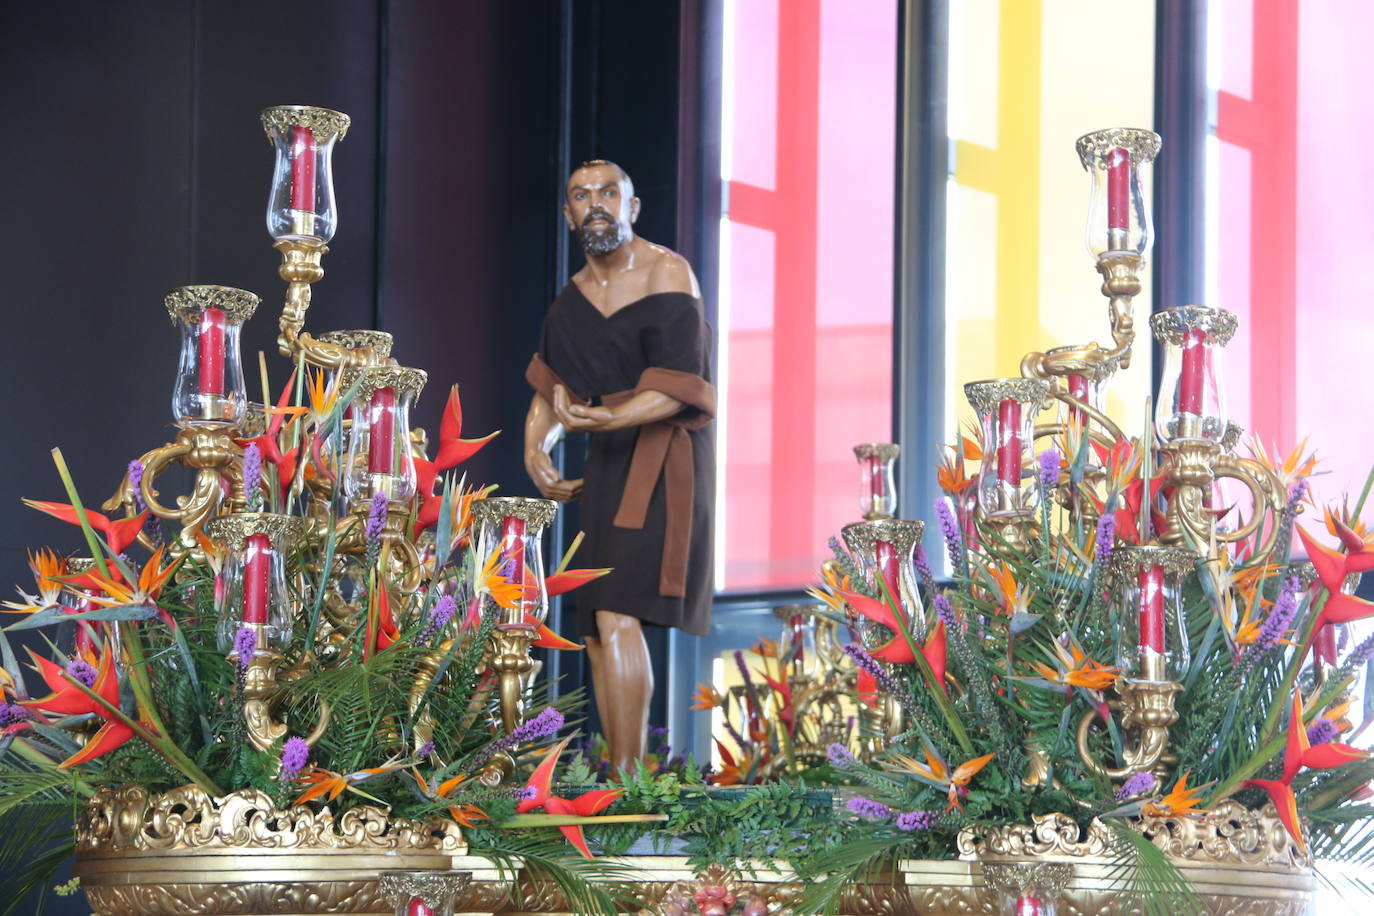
[886,747,996,813]
[516,737,623,857]
[1142,771,1207,818]
[2,549,68,614]
[1032,639,1121,693]
[936,436,981,496]
[409,769,490,829]
[293,757,410,806]
[1244,691,1369,848]
[690,683,724,711]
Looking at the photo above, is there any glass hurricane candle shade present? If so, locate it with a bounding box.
[472,497,558,627]
[261,106,351,244]
[841,519,926,640]
[342,367,427,507]
[208,514,306,651]
[964,379,1049,517]
[854,443,899,520]
[774,603,824,678]
[1110,546,1195,682]
[1076,127,1160,259]
[166,286,259,427]
[1150,306,1238,444]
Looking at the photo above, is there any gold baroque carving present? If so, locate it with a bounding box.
[165,285,261,325]
[957,812,1116,860]
[1148,305,1239,347]
[1074,128,1162,169]
[471,495,559,532]
[261,105,352,143]
[339,365,428,403]
[963,378,1051,417]
[853,443,900,462]
[84,881,390,916]
[841,519,926,555]
[317,329,395,358]
[75,785,464,854]
[204,512,309,552]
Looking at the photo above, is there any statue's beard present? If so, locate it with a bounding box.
[577,211,626,257]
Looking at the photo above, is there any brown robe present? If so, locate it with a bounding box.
[526,283,715,637]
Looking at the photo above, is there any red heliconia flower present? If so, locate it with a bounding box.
[1297,525,1374,630]
[23,501,149,556]
[1244,690,1368,849]
[433,385,499,471]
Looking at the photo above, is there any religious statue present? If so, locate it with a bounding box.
[524,160,716,773]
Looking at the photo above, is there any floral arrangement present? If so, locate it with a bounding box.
[0,373,619,912]
[688,433,1374,910]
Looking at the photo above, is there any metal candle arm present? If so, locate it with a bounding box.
[274,239,392,371]
[1156,441,1286,558]
[1075,678,1181,781]
[235,625,330,753]
[102,426,246,552]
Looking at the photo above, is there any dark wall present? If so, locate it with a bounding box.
[0,1,706,908]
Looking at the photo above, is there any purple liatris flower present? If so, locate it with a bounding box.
[827,743,856,769]
[914,544,937,595]
[1347,632,1374,669]
[896,810,935,831]
[1116,771,1157,799]
[845,797,892,820]
[935,498,962,568]
[1038,449,1060,491]
[1094,513,1116,566]
[279,736,309,781]
[933,594,959,632]
[1257,577,1301,650]
[234,625,257,670]
[0,702,31,728]
[127,460,147,509]
[242,443,262,506]
[843,643,904,699]
[417,740,436,758]
[1306,718,1338,746]
[66,659,97,688]
[508,706,565,745]
[1287,481,1307,511]
[365,491,389,544]
[421,594,457,642]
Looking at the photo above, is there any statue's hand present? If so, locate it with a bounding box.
[553,384,616,432]
[525,448,583,502]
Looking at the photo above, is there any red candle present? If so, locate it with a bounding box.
[1314,623,1339,666]
[868,455,885,501]
[1178,328,1207,415]
[874,539,901,605]
[290,125,316,212]
[996,399,1022,486]
[1015,895,1046,916]
[1067,373,1089,425]
[243,534,272,625]
[197,308,226,396]
[367,387,397,475]
[1107,146,1130,232]
[1138,563,1166,657]
[788,613,805,666]
[406,899,436,916]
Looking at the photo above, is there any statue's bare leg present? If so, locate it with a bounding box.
[589,609,652,775]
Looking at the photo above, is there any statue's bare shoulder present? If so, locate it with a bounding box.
[642,243,701,299]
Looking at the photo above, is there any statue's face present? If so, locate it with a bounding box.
[564,164,638,257]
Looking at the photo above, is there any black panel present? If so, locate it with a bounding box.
[192,0,381,380]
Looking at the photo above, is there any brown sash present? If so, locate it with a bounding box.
[604,389,694,598]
